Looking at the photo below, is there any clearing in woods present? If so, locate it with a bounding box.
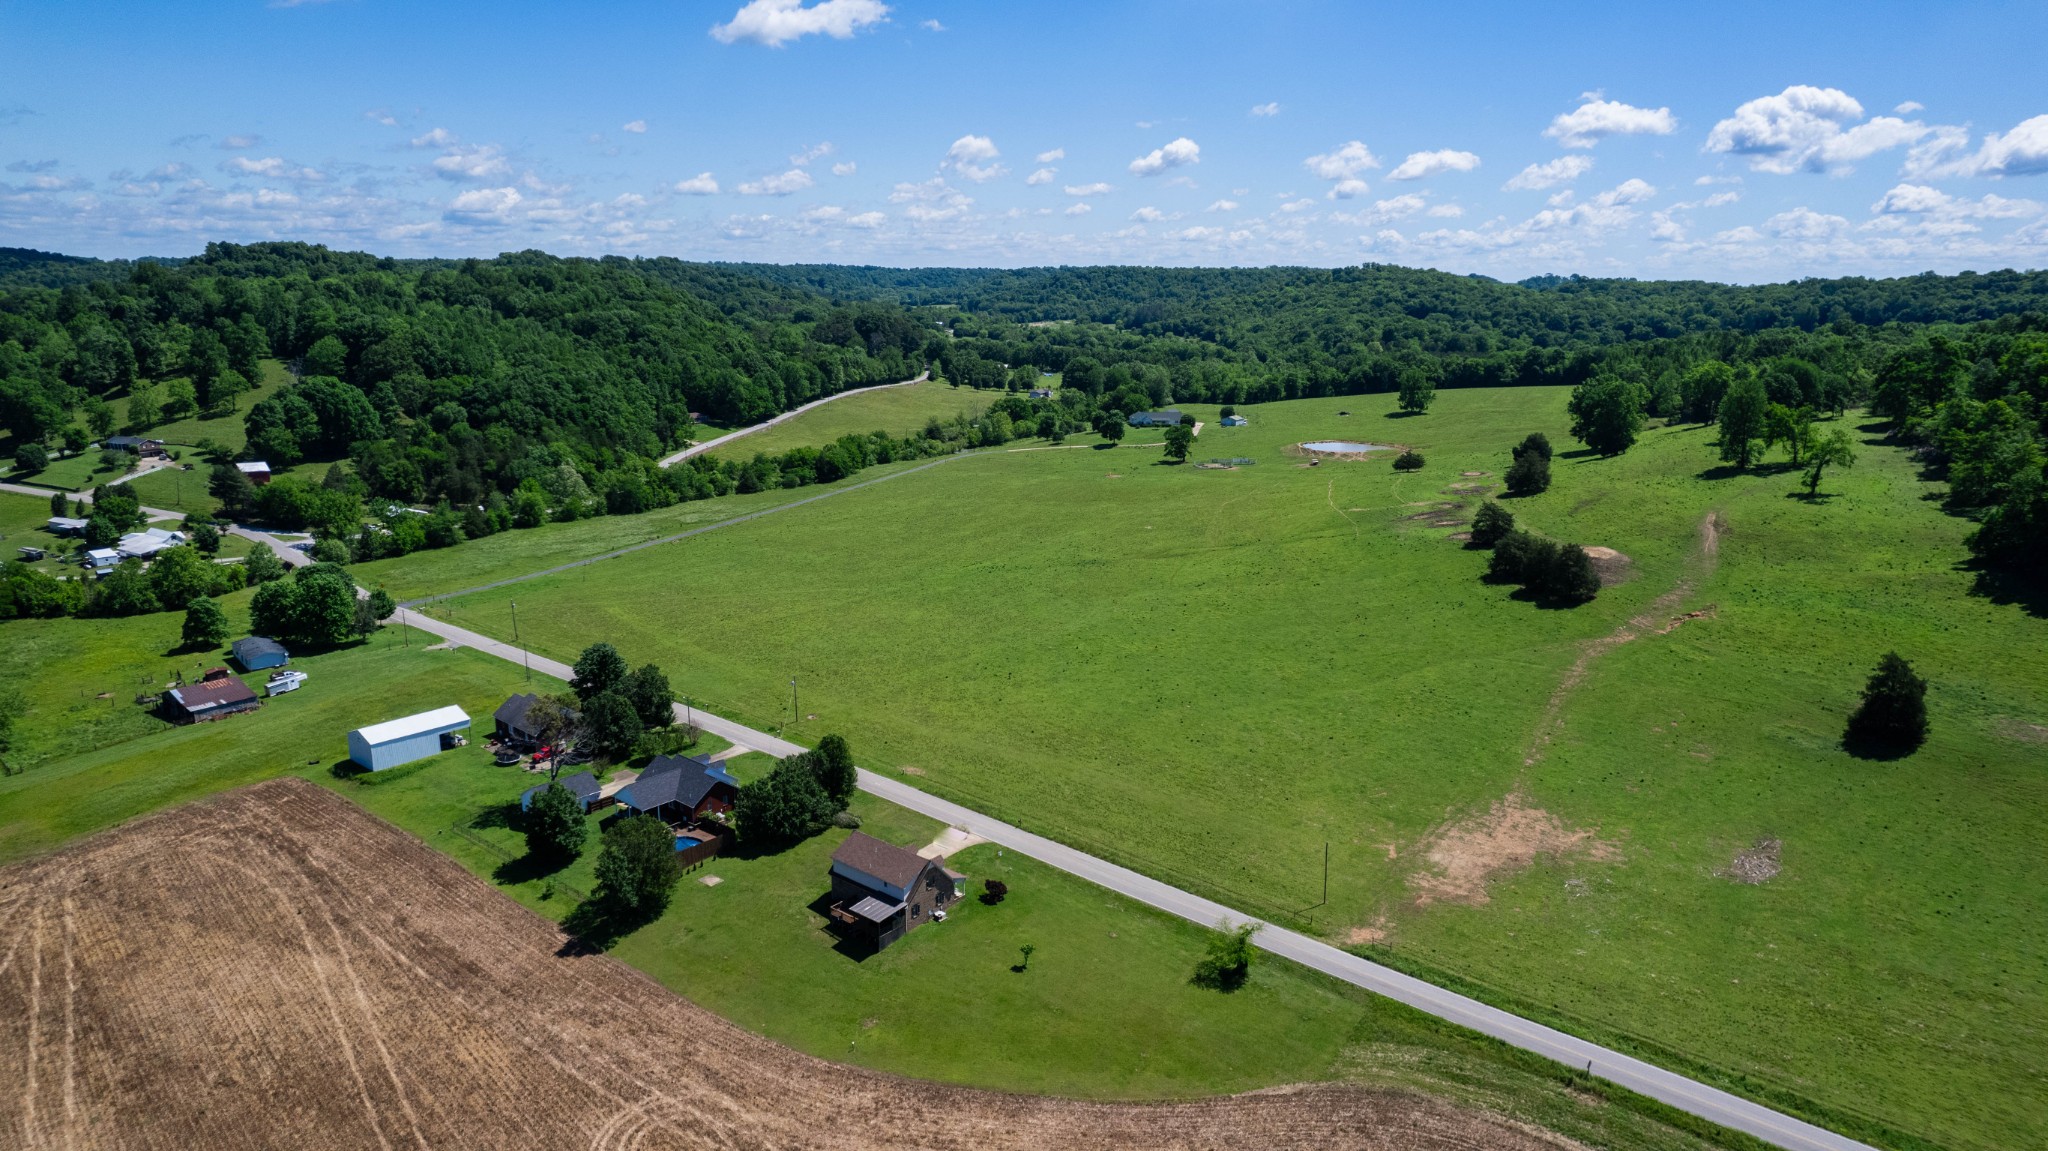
[702,377,993,460]
[0,779,1579,1151]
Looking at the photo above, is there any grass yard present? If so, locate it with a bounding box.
[0,601,534,863]
[114,358,290,451]
[704,378,991,460]
[420,387,2048,1151]
[14,449,127,492]
[118,463,220,515]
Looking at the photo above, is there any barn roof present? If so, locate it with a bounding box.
[352,705,470,746]
[168,676,256,711]
[232,637,288,662]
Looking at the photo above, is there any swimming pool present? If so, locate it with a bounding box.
[1300,440,1390,453]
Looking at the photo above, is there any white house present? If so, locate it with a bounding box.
[116,527,186,559]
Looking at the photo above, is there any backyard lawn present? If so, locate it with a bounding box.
[411,386,2048,1151]
[704,377,992,460]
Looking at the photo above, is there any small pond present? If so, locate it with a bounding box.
[1300,440,1391,453]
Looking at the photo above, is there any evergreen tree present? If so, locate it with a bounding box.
[813,733,858,808]
[1845,652,1929,755]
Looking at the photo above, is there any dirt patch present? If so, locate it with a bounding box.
[1460,471,1490,477]
[1104,472,1123,479]
[1401,504,1460,521]
[0,780,1573,1151]
[1579,546,1634,587]
[1447,532,1473,542]
[1721,837,1782,885]
[1995,716,2048,744]
[899,764,926,776]
[1408,791,1620,907]
[1657,605,1717,634]
[1344,918,1391,947]
[1430,519,1466,528]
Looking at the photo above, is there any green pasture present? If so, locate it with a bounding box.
[419,387,2047,1151]
[113,358,290,451]
[118,464,219,515]
[704,378,992,461]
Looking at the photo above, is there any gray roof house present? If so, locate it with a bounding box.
[826,832,965,952]
[231,636,290,671]
[520,771,604,812]
[46,516,89,536]
[617,754,739,824]
[493,692,577,745]
[1128,409,1184,427]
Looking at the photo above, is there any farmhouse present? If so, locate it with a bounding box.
[163,672,259,724]
[493,692,576,747]
[826,832,964,952]
[1029,386,1054,399]
[1129,409,1183,427]
[236,460,272,485]
[520,770,604,812]
[103,436,166,457]
[231,636,290,671]
[116,527,185,559]
[347,705,471,772]
[617,753,738,824]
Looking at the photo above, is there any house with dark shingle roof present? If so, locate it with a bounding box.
[493,692,576,747]
[825,832,963,952]
[163,673,259,724]
[616,754,738,825]
[520,771,604,813]
[1128,409,1183,427]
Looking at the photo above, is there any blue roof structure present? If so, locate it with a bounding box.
[619,754,738,813]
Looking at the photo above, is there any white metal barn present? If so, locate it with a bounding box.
[347,705,471,772]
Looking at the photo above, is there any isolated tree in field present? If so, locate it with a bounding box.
[1192,922,1257,991]
[1017,943,1036,970]
[1099,417,1125,444]
[1717,375,1769,469]
[571,641,628,702]
[1470,501,1515,547]
[1542,544,1602,604]
[1397,368,1437,414]
[181,595,230,650]
[1512,432,1553,463]
[524,782,588,863]
[579,691,642,763]
[735,757,837,849]
[622,663,674,728]
[981,879,1009,905]
[1162,423,1194,462]
[592,813,680,917]
[1392,450,1425,471]
[1504,450,1551,496]
[813,733,858,808]
[1845,652,1929,755]
[1567,375,1649,456]
[1803,427,1858,496]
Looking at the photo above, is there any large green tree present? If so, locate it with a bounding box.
[1717,375,1770,469]
[1844,652,1929,755]
[181,596,230,650]
[571,642,629,702]
[735,757,837,849]
[1566,375,1648,456]
[524,783,588,863]
[592,814,680,917]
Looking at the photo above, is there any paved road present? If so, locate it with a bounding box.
[656,372,927,467]
[226,524,312,568]
[383,605,1872,1151]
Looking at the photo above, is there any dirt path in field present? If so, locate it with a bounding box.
[0,780,1582,1151]
[1523,512,1722,767]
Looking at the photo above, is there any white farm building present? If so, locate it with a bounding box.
[346,705,471,772]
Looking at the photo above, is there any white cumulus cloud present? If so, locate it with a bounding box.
[1765,206,1850,238]
[674,173,720,195]
[622,120,648,134]
[1592,178,1656,207]
[711,0,890,47]
[1036,148,1064,163]
[1207,199,1239,212]
[848,210,885,227]
[1131,206,1165,221]
[1065,202,1091,216]
[1545,97,1677,148]
[790,141,835,167]
[737,168,813,195]
[1388,149,1481,181]
[831,161,856,176]
[1906,114,2048,178]
[889,177,971,221]
[1026,167,1056,185]
[946,134,1007,182]
[432,144,510,180]
[1129,137,1199,176]
[1065,182,1113,196]
[1704,85,1928,174]
[1250,102,1281,117]
[1505,155,1594,190]
[1304,140,1377,180]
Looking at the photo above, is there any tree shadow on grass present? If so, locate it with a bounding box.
[1382,410,1423,419]
[1841,731,1922,762]
[470,801,518,831]
[1962,561,2048,620]
[1787,490,1840,503]
[558,894,662,954]
[1558,447,1602,460]
[328,759,368,781]
[494,850,571,887]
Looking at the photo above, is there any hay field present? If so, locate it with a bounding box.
[0,778,1570,1151]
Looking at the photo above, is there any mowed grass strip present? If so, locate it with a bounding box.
[431,387,2048,1151]
[704,378,991,461]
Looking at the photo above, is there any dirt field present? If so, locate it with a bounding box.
[0,779,1578,1151]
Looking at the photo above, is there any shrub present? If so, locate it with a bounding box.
[1392,450,1425,471]
[1470,502,1515,547]
[981,879,1009,905]
[13,442,49,474]
[830,810,862,829]
[1845,652,1929,755]
[1192,922,1257,991]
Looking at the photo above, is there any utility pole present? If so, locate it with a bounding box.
[510,600,530,681]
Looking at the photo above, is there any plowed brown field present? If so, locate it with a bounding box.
[0,778,1574,1150]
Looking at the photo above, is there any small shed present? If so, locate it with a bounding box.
[520,771,604,812]
[232,636,290,672]
[236,460,273,486]
[163,675,259,724]
[347,705,471,772]
[1221,414,1249,426]
[85,548,121,576]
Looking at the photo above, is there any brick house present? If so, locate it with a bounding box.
[825,832,964,952]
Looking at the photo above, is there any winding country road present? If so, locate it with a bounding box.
[656,372,927,467]
[386,601,1875,1151]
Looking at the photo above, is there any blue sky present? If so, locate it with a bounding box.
[3,0,2045,281]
